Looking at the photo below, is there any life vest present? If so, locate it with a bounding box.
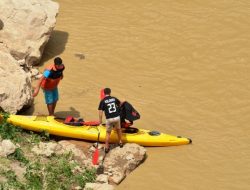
[120,101,140,127]
[41,64,64,90]
[63,116,99,126]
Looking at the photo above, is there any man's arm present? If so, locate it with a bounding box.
[33,75,45,97]
[99,110,103,124]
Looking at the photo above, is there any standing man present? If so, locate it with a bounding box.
[98,88,123,153]
[33,57,65,116]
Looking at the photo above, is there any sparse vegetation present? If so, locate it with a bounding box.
[7,148,29,165]
[0,112,50,144]
[0,112,24,143]
[28,130,50,144]
[0,112,96,189]
[0,169,25,190]
[1,153,96,190]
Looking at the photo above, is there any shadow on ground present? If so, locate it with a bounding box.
[55,107,81,118]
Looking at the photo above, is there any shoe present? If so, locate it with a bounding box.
[104,148,110,153]
[118,143,123,148]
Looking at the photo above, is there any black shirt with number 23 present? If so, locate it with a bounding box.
[98,96,121,119]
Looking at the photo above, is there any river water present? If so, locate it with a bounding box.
[31,0,250,189]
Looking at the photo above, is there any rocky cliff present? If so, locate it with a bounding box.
[0,0,59,113]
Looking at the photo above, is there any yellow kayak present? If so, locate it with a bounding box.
[5,115,192,147]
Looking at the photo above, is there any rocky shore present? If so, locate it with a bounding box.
[0,114,146,189]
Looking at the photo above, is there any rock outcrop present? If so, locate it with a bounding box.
[0,0,59,66]
[30,141,147,189]
[0,0,59,113]
[0,139,17,157]
[102,143,146,184]
[0,47,33,113]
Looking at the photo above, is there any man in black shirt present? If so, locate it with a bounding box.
[98,88,123,153]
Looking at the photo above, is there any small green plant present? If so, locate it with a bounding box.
[25,161,43,190]
[29,131,42,144]
[40,130,50,141]
[1,153,96,190]
[0,169,25,190]
[29,130,50,144]
[0,112,24,143]
[23,153,96,190]
[0,112,48,145]
[7,148,29,165]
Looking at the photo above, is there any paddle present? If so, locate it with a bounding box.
[92,131,100,165]
[100,88,105,100]
[92,89,106,165]
[96,149,107,174]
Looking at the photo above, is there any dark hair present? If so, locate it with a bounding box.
[104,88,111,95]
[54,57,62,65]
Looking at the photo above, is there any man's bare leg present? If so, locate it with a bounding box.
[116,127,123,145]
[52,101,57,116]
[47,104,54,116]
[105,132,111,150]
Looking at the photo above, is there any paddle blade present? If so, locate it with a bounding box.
[100,89,105,100]
[92,149,99,165]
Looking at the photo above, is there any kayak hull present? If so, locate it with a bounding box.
[6,115,192,147]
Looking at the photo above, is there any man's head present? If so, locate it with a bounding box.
[54,57,62,65]
[54,57,64,70]
[104,88,111,95]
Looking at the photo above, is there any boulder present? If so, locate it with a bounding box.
[0,139,17,157]
[0,0,59,66]
[0,0,59,113]
[0,46,33,113]
[98,143,147,185]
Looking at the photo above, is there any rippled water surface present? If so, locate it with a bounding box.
[32,0,250,189]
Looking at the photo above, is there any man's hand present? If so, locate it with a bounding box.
[32,88,39,97]
[33,75,44,97]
